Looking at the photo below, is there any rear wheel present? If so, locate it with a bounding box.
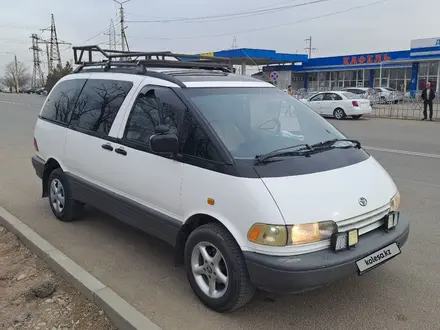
[333,108,346,120]
[48,168,83,222]
[184,223,255,312]
[352,115,362,119]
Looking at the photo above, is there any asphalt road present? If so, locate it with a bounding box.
[1,93,439,330]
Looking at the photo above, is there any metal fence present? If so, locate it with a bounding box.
[289,87,440,120]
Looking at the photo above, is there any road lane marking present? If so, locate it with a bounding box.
[394,177,440,189]
[364,146,440,159]
[0,100,35,107]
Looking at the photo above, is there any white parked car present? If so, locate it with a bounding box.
[31,46,409,312]
[373,87,404,104]
[301,91,372,119]
[342,87,376,106]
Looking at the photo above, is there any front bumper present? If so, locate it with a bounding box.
[243,214,410,294]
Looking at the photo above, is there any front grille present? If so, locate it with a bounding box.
[337,203,390,235]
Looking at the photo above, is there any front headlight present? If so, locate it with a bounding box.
[247,224,288,246]
[247,221,337,246]
[288,221,337,245]
[390,191,400,212]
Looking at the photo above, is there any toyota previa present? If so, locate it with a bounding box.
[31,47,410,312]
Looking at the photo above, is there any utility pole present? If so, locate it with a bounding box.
[107,19,117,50]
[0,52,20,92]
[30,34,45,87]
[14,55,19,93]
[114,0,130,53]
[49,14,62,73]
[305,36,317,59]
[231,36,237,50]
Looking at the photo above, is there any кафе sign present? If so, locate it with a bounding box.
[343,53,392,65]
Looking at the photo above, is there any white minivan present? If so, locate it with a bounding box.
[31,46,410,313]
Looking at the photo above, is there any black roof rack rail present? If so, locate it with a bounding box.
[72,45,233,73]
[72,61,186,88]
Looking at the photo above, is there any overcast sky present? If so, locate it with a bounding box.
[0,0,439,78]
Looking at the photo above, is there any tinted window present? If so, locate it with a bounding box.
[181,109,221,161]
[40,79,86,124]
[323,93,342,101]
[124,86,185,145]
[70,79,133,135]
[310,94,324,101]
[342,92,358,99]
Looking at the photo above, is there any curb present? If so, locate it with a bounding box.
[0,205,161,330]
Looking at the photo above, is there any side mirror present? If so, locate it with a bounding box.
[150,133,179,154]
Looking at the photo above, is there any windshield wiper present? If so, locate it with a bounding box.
[310,138,361,150]
[254,144,313,165]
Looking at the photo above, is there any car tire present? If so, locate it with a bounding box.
[184,223,255,312]
[352,115,362,119]
[333,108,346,120]
[48,168,83,222]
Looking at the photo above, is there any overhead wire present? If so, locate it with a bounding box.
[127,0,389,41]
[82,21,121,44]
[124,0,305,20]
[126,0,328,24]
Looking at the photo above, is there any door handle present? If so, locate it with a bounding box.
[101,143,113,151]
[115,147,127,156]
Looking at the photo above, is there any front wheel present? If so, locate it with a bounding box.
[184,223,255,312]
[333,108,346,120]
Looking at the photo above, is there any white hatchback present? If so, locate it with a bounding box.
[31,46,409,313]
[301,91,372,119]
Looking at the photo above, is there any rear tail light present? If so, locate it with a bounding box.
[33,137,39,152]
[352,101,359,107]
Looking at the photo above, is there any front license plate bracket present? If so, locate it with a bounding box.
[356,242,401,275]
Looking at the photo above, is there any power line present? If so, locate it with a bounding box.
[0,24,41,31]
[126,0,328,24]
[124,0,305,20]
[82,21,121,44]
[127,0,389,41]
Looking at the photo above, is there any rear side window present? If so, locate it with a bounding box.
[70,79,133,135]
[40,79,86,124]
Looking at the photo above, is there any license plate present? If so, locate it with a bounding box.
[356,243,401,274]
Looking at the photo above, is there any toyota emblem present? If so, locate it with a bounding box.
[358,197,367,207]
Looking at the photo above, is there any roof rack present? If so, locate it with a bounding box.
[72,45,233,74]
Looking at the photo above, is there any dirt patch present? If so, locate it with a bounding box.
[0,225,117,330]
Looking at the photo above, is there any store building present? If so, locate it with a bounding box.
[201,37,440,96]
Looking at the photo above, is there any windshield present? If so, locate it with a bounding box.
[385,88,397,92]
[183,87,345,159]
[342,92,359,99]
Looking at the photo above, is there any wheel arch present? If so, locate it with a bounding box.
[333,107,346,119]
[174,213,245,266]
[42,157,64,197]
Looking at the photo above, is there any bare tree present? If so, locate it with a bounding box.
[1,60,31,92]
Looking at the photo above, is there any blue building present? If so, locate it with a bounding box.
[201,37,440,96]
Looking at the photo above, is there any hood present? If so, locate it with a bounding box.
[258,156,397,225]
